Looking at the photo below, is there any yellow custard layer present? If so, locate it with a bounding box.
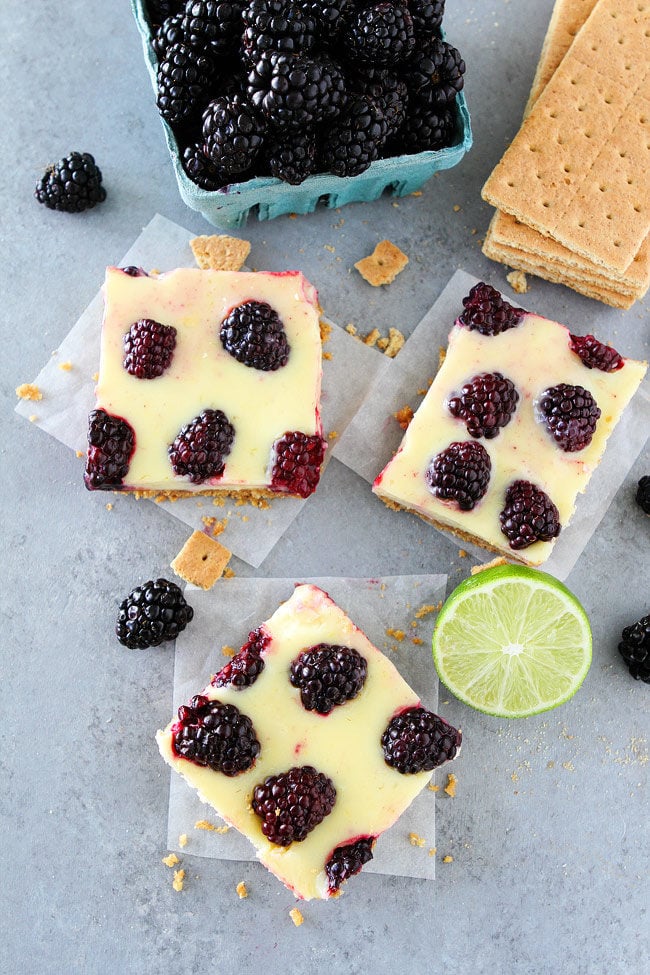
[373,314,647,565]
[95,268,323,492]
[156,584,438,900]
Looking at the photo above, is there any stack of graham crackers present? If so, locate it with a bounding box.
[481,0,650,309]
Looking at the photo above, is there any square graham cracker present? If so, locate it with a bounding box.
[482,0,650,274]
[190,235,251,271]
[171,531,232,590]
[354,240,409,286]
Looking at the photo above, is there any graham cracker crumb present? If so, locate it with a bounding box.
[411,636,423,645]
[386,627,405,641]
[289,908,304,927]
[378,327,405,358]
[362,327,381,347]
[223,567,235,578]
[16,383,42,401]
[394,405,414,430]
[201,515,227,536]
[75,450,84,458]
[428,847,437,856]
[172,869,185,891]
[444,773,457,798]
[471,557,508,576]
[162,853,180,867]
[428,784,439,792]
[29,414,38,422]
[179,834,188,848]
[195,819,223,831]
[411,190,423,197]
[438,347,446,367]
[190,234,251,271]
[319,320,332,344]
[345,323,357,336]
[409,832,426,848]
[442,855,454,864]
[328,431,338,440]
[506,270,529,294]
[236,881,248,899]
[171,530,232,590]
[354,239,409,286]
[323,351,333,360]
[414,603,438,619]
[453,204,461,212]
[92,372,99,382]
[58,361,73,371]
[105,503,113,511]
[324,244,335,253]
[458,549,467,558]
[222,644,236,658]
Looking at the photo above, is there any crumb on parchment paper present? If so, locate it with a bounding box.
[16,383,42,401]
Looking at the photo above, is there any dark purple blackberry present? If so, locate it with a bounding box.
[202,94,266,175]
[212,627,270,688]
[146,0,184,27]
[499,479,561,549]
[538,383,601,452]
[172,695,261,773]
[266,128,317,184]
[120,266,148,277]
[169,408,235,482]
[618,615,650,683]
[252,766,336,845]
[342,3,415,67]
[152,12,186,59]
[405,37,466,108]
[290,644,368,714]
[122,319,177,379]
[320,94,388,177]
[382,707,461,773]
[198,0,247,43]
[242,0,317,61]
[116,578,193,649]
[390,103,455,153]
[156,41,215,124]
[247,51,347,130]
[447,372,519,440]
[569,333,624,372]
[84,409,135,490]
[458,282,525,336]
[182,0,232,53]
[325,837,375,893]
[35,152,106,213]
[636,476,650,515]
[407,0,445,33]
[354,72,408,141]
[270,430,327,497]
[425,441,491,511]
[220,300,290,370]
[302,0,352,36]
[181,141,226,189]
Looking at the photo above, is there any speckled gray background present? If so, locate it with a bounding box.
[2,1,648,973]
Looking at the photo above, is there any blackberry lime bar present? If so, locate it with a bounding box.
[156,584,461,900]
[373,283,647,566]
[85,266,326,497]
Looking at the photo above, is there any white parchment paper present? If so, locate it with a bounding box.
[14,213,385,567]
[333,269,650,581]
[164,575,449,882]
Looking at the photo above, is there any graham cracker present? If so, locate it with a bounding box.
[190,235,251,271]
[171,530,232,590]
[525,0,599,114]
[354,239,409,286]
[482,0,650,274]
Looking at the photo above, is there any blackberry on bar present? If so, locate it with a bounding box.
[326,837,375,893]
[219,300,290,369]
[172,695,261,772]
[84,409,135,490]
[252,766,336,845]
[499,480,561,550]
[270,431,326,497]
[168,408,235,482]
[537,383,601,453]
[290,644,368,714]
[458,282,524,336]
[123,319,177,379]
[425,441,491,510]
[569,333,624,372]
[212,628,269,688]
[447,372,519,440]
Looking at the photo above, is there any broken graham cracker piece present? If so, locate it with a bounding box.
[482,0,650,274]
[171,530,232,590]
[190,234,251,271]
[354,239,409,286]
[377,327,405,358]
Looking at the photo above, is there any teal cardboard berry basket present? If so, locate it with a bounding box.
[132,1,473,229]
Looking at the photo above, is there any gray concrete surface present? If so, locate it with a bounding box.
[1,1,648,973]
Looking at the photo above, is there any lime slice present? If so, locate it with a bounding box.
[432,565,592,719]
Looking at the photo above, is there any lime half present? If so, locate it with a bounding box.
[432,565,592,719]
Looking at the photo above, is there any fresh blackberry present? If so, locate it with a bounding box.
[212,627,270,688]
[390,103,454,153]
[35,152,106,213]
[325,837,375,893]
[290,644,368,714]
[146,0,184,27]
[354,73,408,141]
[252,766,336,845]
[122,318,177,379]
[342,3,415,67]
[382,707,462,773]
[247,51,347,130]
[266,128,317,184]
[405,37,466,108]
[220,300,290,369]
[636,476,650,515]
[425,441,491,511]
[202,94,266,175]
[172,695,261,772]
[242,0,317,61]
[320,94,387,177]
[447,372,519,440]
[302,0,352,36]
[169,408,235,482]
[84,409,135,490]
[182,0,231,53]
[499,479,561,549]
[152,13,186,59]
[120,266,148,277]
[156,41,215,124]
[618,615,650,683]
[269,430,327,497]
[116,578,194,649]
[569,333,624,372]
[538,383,601,452]
[181,141,225,189]
[407,0,445,33]
[198,0,247,44]
[458,282,525,336]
